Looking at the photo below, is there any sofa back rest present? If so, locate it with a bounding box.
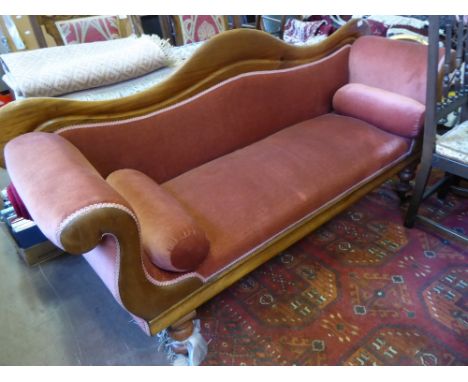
[58,45,350,184]
[349,36,429,104]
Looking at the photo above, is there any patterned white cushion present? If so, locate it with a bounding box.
[436,120,468,164]
[0,35,169,97]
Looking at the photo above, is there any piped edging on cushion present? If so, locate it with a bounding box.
[54,45,351,135]
[105,233,152,336]
[332,83,425,138]
[56,203,152,335]
[56,201,206,287]
[139,140,415,287]
[53,141,414,290]
[56,202,140,248]
[106,168,210,273]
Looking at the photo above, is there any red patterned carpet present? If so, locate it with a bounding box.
[199,175,468,365]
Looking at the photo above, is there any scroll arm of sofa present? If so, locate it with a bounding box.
[4,132,140,255]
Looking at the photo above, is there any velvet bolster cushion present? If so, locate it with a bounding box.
[332,83,425,138]
[106,169,210,272]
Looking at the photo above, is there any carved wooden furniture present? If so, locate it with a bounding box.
[405,15,468,244]
[1,22,432,365]
[0,20,365,167]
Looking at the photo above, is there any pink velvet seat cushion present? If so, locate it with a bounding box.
[106,169,210,272]
[333,83,425,138]
[159,113,411,279]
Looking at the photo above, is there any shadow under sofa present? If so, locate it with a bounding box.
[4,35,430,365]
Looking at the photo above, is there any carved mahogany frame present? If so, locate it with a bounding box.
[0,19,366,168]
[58,151,419,335]
[0,20,390,336]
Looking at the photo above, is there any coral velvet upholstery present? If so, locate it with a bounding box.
[160,115,409,279]
[332,36,433,140]
[349,36,430,104]
[57,46,351,183]
[333,83,425,138]
[5,36,428,334]
[107,169,210,272]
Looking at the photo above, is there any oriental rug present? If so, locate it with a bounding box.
[199,175,468,365]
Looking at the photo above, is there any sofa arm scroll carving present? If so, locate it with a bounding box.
[5,132,203,329]
[5,132,133,249]
[58,203,139,254]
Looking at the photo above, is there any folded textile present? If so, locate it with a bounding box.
[436,120,468,165]
[0,34,171,97]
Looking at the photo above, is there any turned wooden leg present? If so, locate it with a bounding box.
[395,165,417,203]
[166,310,208,366]
[168,311,197,355]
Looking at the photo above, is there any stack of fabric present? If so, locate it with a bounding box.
[0,34,203,101]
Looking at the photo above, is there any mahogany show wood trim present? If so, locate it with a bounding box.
[0,19,367,168]
[0,19,381,337]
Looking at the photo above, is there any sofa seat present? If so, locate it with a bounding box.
[139,113,410,283]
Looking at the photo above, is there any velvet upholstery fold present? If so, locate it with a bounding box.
[333,83,425,138]
[4,132,130,248]
[58,46,351,183]
[161,114,410,278]
[3,36,428,338]
[107,169,210,272]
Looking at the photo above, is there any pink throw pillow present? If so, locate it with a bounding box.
[333,83,425,138]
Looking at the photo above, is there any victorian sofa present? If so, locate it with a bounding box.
[2,25,431,365]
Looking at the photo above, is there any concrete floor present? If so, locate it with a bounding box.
[0,169,170,365]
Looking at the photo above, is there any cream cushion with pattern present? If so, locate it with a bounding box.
[436,120,468,164]
[0,35,169,98]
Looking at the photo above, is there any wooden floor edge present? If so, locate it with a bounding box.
[147,153,419,334]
